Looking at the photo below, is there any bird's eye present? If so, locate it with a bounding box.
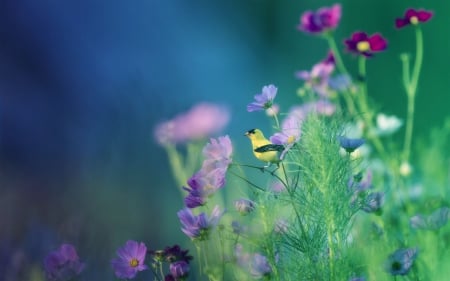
[247,129,256,135]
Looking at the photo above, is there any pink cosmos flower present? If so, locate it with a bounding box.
[111,240,148,279]
[154,103,230,145]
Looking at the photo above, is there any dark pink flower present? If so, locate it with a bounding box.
[111,240,148,279]
[396,9,433,28]
[298,4,341,34]
[344,32,387,57]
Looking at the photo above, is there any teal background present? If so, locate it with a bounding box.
[0,0,448,279]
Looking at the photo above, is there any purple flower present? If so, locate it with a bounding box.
[154,103,230,145]
[385,248,418,276]
[44,244,85,281]
[247,84,278,112]
[339,136,365,153]
[234,198,255,215]
[270,116,302,160]
[111,240,148,279]
[296,52,335,97]
[410,207,450,230]
[201,135,233,171]
[362,192,385,214]
[344,32,387,57]
[184,136,232,208]
[396,9,433,29]
[349,170,373,192]
[298,4,341,34]
[183,168,226,208]
[170,260,190,279]
[177,205,223,240]
[249,253,272,278]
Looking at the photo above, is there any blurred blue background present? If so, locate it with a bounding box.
[0,0,448,279]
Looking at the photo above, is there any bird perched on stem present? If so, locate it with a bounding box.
[245,129,284,167]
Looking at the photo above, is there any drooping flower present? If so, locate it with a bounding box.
[362,192,385,214]
[249,253,272,278]
[234,245,272,279]
[338,136,365,153]
[234,198,256,215]
[297,4,341,34]
[154,103,230,145]
[296,51,335,97]
[385,248,418,276]
[44,244,85,281]
[169,260,190,280]
[344,32,387,57]
[410,207,450,230]
[247,84,278,112]
[177,205,223,240]
[396,8,433,29]
[111,240,148,279]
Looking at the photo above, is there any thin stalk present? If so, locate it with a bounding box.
[325,33,357,115]
[402,27,423,164]
[356,56,386,158]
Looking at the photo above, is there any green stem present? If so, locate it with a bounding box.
[325,33,349,75]
[165,145,187,188]
[325,34,357,115]
[356,56,386,158]
[402,27,423,164]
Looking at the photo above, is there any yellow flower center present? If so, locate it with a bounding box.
[287,135,296,144]
[409,16,419,25]
[129,258,139,268]
[356,41,370,52]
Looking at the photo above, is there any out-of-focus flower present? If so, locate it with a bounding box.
[266,103,280,117]
[385,248,418,276]
[362,192,385,214]
[271,181,286,193]
[296,52,335,97]
[338,136,365,153]
[247,84,278,112]
[184,136,232,208]
[178,205,223,240]
[231,221,247,235]
[169,260,190,279]
[374,113,403,136]
[44,244,85,281]
[328,74,352,91]
[154,103,230,145]
[410,207,450,230]
[349,170,373,192]
[234,198,255,215]
[270,115,302,159]
[399,161,413,177]
[111,240,148,279]
[202,135,233,172]
[345,32,387,57]
[234,245,272,279]
[249,253,272,278]
[396,9,433,28]
[297,4,341,34]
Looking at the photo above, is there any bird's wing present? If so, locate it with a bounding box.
[254,144,285,153]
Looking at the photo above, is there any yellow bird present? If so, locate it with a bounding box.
[244,128,284,166]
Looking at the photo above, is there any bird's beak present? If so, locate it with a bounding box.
[244,132,249,136]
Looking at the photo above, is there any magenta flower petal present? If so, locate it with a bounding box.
[396,8,433,28]
[368,33,387,51]
[298,4,341,34]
